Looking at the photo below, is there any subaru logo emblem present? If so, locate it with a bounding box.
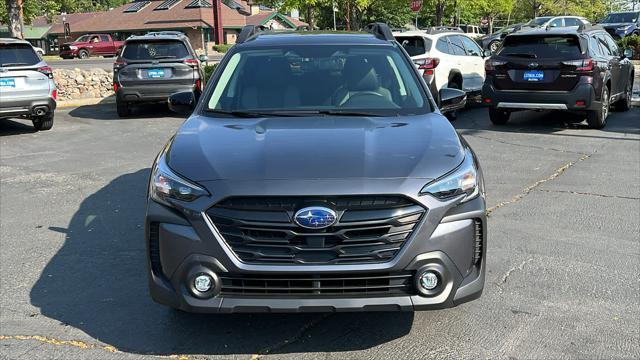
[294,207,337,229]
[528,62,539,69]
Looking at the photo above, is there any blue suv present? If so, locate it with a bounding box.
[600,11,640,38]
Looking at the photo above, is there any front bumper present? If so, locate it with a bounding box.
[59,49,79,58]
[146,177,486,313]
[482,80,600,111]
[0,96,56,119]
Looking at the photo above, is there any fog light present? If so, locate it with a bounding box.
[419,271,439,290]
[194,274,212,293]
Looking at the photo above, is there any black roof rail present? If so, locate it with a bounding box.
[364,22,394,41]
[236,25,269,44]
[425,26,463,34]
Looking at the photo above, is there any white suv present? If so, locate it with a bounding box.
[394,28,486,117]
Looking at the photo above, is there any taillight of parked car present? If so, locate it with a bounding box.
[113,60,127,71]
[183,58,199,67]
[37,66,53,79]
[414,58,439,76]
[562,59,593,72]
[51,89,57,101]
[113,82,119,92]
[484,59,507,72]
[195,79,201,91]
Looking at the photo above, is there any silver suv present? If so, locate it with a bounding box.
[0,38,57,131]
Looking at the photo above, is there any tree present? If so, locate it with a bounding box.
[4,0,23,38]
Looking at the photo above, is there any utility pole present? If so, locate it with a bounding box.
[212,0,223,45]
[332,0,337,30]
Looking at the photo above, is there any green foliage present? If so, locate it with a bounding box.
[212,44,233,53]
[204,63,219,83]
[617,35,640,60]
[1,0,129,25]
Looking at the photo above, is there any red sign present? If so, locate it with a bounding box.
[411,0,423,12]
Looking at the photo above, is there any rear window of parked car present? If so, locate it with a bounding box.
[499,35,582,58]
[0,43,40,66]
[122,40,190,60]
[396,36,432,57]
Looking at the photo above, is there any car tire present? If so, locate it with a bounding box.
[614,77,633,112]
[586,87,609,129]
[489,40,500,53]
[32,112,54,131]
[78,50,89,59]
[489,108,510,125]
[116,99,130,118]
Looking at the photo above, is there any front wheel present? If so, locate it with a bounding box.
[32,112,54,131]
[489,108,510,125]
[78,50,89,59]
[586,87,609,129]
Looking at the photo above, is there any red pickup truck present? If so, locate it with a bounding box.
[59,34,124,59]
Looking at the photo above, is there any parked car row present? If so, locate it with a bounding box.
[396,22,635,129]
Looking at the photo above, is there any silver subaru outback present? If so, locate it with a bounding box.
[0,38,57,131]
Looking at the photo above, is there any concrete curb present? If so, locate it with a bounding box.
[57,97,116,108]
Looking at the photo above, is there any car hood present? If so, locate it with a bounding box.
[167,113,465,182]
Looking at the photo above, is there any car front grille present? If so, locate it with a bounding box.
[220,272,415,297]
[206,196,426,265]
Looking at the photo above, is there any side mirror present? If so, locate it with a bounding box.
[199,54,209,62]
[439,88,467,114]
[549,23,558,28]
[623,48,633,59]
[168,91,196,115]
[483,49,492,57]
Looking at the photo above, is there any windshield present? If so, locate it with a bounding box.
[75,35,89,42]
[601,12,638,23]
[121,40,190,60]
[527,17,552,26]
[206,44,431,116]
[0,43,40,66]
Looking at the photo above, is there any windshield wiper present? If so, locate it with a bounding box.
[503,52,537,59]
[1,62,31,67]
[205,109,299,118]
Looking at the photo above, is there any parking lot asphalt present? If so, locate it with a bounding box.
[1,104,638,359]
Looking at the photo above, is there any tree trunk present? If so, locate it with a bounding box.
[5,0,24,39]
[435,1,445,26]
[305,6,314,30]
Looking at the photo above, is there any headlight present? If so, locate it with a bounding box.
[617,25,632,31]
[150,151,209,205]
[420,148,478,203]
[69,45,78,50]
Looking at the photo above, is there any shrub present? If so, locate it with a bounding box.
[204,63,218,83]
[212,44,232,53]
[616,35,640,60]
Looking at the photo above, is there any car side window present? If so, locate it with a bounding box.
[459,36,482,56]
[603,35,619,56]
[564,18,580,27]
[447,36,466,56]
[549,18,563,27]
[596,34,613,56]
[100,35,110,42]
[588,36,602,57]
[435,38,450,54]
